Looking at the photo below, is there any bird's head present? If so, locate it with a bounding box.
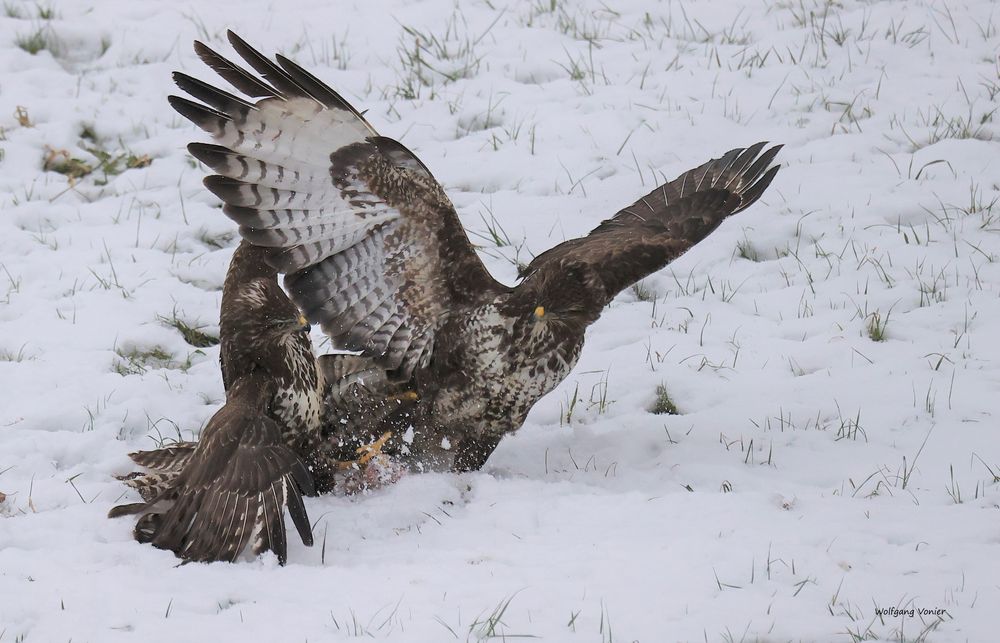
[225,280,311,344]
[260,311,312,339]
[509,261,607,333]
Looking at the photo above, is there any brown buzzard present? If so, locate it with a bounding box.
[171,32,782,472]
[110,241,323,563]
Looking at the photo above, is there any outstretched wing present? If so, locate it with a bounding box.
[172,31,504,378]
[112,376,315,564]
[520,142,782,299]
[127,442,197,473]
[114,442,197,501]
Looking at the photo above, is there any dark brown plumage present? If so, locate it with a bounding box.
[171,32,782,473]
[219,243,326,459]
[111,373,314,564]
[110,241,323,563]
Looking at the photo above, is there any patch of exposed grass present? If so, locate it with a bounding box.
[735,236,762,262]
[650,384,679,415]
[158,310,219,348]
[36,3,56,19]
[43,147,92,180]
[88,146,152,184]
[560,381,581,425]
[16,29,48,54]
[14,105,32,127]
[15,24,59,56]
[42,135,152,184]
[112,346,174,376]
[587,369,614,415]
[79,123,99,142]
[0,344,33,362]
[866,309,889,342]
[469,592,534,640]
[470,203,528,273]
[471,210,514,248]
[392,9,501,99]
[631,280,656,302]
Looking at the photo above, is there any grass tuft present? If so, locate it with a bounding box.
[650,384,679,415]
[0,344,33,362]
[158,310,219,348]
[42,138,153,184]
[631,280,656,302]
[866,309,889,342]
[14,105,32,127]
[112,346,174,376]
[735,236,761,262]
[15,23,59,55]
[36,3,56,19]
[392,9,502,99]
[79,123,99,142]
[15,29,48,54]
[88,146,152,184]
[43,147,93,180]
[469,592,534,640]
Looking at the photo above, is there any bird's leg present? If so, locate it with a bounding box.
[305,431,397,495]
[324,388,418,493]
[334,430,408,493]
[354,431,392,467]
[332,389,418,470]
[336,431,392,471]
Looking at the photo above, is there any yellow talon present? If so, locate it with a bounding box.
[335,430,396,471]
[355,431,392,466]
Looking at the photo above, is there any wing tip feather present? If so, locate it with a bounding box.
[188,142,231,170]
[169,94,229,132]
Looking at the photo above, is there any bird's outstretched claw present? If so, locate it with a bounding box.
[339,431,393,469]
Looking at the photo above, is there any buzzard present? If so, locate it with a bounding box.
[110,241,323,563]
[171,32,782,473]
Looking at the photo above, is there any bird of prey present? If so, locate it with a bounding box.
[170,31,781,473]
[109,241,323,563]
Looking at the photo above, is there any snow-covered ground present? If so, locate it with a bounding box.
[1,0,998,640]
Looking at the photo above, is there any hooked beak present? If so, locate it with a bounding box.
[275,314,310,334]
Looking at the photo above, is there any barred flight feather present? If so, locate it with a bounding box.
[170,31,503,378]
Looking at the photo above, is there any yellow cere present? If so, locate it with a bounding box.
[534,306,545,318]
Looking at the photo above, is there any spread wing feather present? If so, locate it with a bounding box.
[111,375,315,564]
[172,31,503,378]
[521,142,782,300]
[127,442,197,473]
[115,442,198,501]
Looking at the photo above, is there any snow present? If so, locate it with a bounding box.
[1,0,999,640]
